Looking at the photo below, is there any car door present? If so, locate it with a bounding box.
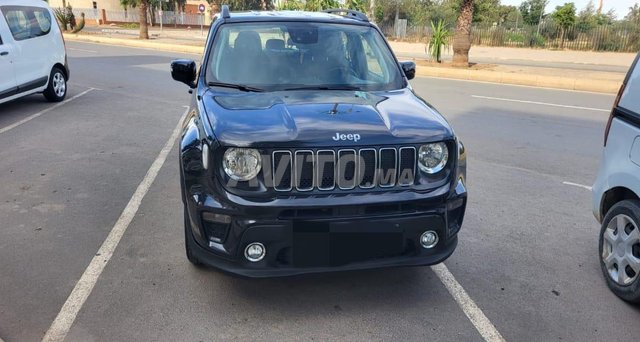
[0,11,17,99]
[0,5,51,91]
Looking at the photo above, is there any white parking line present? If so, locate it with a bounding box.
[0,88,95,135]
[562,181,593,191]
[472,95,610,112]
[41,107,190,342]
[431,264,506,342]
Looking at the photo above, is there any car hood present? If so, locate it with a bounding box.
[202,88,453,148]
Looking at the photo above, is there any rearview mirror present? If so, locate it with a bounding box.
[400,61,416,80]
[171,59,197,88]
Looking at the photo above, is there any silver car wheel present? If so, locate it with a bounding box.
[52,72,66,98]
[602,214,640,286]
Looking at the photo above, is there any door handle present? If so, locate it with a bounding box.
[0,51,8,56]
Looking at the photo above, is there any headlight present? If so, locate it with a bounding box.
[418,142,448,174]
[223,148,262,181]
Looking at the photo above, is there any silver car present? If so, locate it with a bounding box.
[593,53,640,303]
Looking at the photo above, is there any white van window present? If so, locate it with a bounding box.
[0,6,51,41]
[620,58,640,115]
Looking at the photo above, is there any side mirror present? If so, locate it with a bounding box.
[171,59,197,88]
[400,61,416,80]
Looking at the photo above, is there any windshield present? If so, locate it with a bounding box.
[206,22,404,91]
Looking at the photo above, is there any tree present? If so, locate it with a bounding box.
[627,3,640,25]
[138,0,150,39]
[576,0,597,31]
[452,0,473,67]
[119,0,150,39]
[519,0,547,25]
[497,5,519,26]
[551,2,576,48]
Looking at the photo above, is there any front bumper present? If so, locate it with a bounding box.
[185,181,467,278]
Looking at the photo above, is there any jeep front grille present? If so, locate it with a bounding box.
[271,147,416,192]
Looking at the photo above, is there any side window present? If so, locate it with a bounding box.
[0,6,51,42]
[620,57,640,115]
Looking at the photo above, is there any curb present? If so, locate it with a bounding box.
[64,34,620,94]
[63,33,204,55]
[414,66,620,93]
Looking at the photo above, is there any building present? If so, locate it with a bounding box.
[47,0,212,13]
[48,0,124,11]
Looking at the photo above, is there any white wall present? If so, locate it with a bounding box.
[48,0,126,11]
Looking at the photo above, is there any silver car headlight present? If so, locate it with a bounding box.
[223,148,262,181]
[418,142,449,174]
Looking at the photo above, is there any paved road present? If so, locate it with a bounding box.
[0,41,638,342]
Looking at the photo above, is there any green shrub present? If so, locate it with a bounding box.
[525,33,546,47]
[121,22,140,29]
[427,20,450,62]
[505,31,525,43]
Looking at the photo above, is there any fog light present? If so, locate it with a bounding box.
[420,231,438,249]
[244,242,266,262]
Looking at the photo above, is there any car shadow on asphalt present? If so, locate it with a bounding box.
[198,265,454,313]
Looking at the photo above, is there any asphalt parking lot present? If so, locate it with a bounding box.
[1,41,639,342]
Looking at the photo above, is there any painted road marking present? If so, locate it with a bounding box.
[0,88,95,135]
[562,181,593,191]
[423,76,616,95]
[67,47,98,53]
[432,264,505,342]
[472,95,610,112]
[41,107,190,342]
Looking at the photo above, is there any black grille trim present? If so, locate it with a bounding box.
[272,150,292,192]
[358,148,377,189]
[378,148,397,188]
[337,149,357,190]
[294,150,315,191]
[398,146,416,186]
[316,150,336,191]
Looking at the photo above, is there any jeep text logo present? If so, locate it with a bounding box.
[332,133,361,142]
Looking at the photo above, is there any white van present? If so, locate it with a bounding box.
[0,0,68,105]
[593,53,640,303]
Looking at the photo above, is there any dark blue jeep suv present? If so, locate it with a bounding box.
[171,7,467,277]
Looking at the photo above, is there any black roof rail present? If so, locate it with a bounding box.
[221,4,230,19]
[322,8,369,22]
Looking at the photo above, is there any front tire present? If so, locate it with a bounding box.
[184,207,204,267]
[43,67,67,102]
[599,200,640,303]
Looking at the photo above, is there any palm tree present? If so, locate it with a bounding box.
[120,0,150,39]
[138,0,150,39]
[452,0,474,67]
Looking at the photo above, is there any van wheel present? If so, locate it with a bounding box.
[43,67,67,102]
[184,207,204,267]
[599,199,640,303]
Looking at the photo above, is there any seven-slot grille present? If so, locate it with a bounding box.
[272,147,416,192]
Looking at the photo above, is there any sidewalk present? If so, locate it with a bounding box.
[67,25,631,93]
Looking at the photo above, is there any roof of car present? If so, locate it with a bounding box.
[222,10,372,26]
[1,0,52,8]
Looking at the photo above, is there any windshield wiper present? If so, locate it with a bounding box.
[283,85,362,91]
[207,82,265,92]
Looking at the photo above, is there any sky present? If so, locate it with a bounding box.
[500,0,638,19]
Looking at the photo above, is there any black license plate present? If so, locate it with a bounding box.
[293,221,405,267]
